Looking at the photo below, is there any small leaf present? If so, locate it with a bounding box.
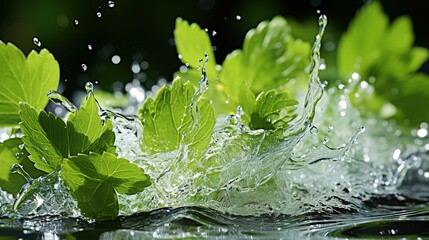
[250,90,298,131]
[61,152,151,220]
[19,104,65,172]
[19,94,115,172]
[0,42,59,126]
[138,77,215,158]
[0,138,44,196]
[174,18,217,77]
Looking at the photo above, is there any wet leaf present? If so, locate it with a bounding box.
[138,77,215,158]
[0,138,44,196]
[61,152,150,220]
[0,42,59,126]
[19,94,115,172]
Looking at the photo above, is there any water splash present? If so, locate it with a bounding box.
[47,90,78,113]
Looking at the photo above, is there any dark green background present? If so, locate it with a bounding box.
[1,0,428,100]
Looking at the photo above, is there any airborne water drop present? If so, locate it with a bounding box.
[33,37,41,47]
[108,1,115,8]
[85,82,94,94]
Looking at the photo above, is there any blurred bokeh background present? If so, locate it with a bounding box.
[1,0,428,101]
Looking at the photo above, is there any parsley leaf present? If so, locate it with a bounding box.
[61,152,151,220]
[138,77,215,158]
[337,2,429,124]
[0,42,59,126]
[174,17,305,129]
[19,94,115,172]
[0,138,44,196]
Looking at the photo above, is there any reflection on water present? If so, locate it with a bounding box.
[1,196,428,239]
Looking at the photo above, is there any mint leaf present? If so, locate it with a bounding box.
[250,90,298,131]
[0,138,44,196]
[61,152,150,220]
[337,2,429,124]
[0,42,59,126]
[19,94,115,172]
[138,77,215,158]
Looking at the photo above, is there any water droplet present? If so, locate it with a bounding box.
[85,82,94,93]
[316,9,321,14]
[81,64,88,71]
[108,0,115,8]
[111,55,121,64]
[310,125,318,134]
[33,37,41,47]
[95,80,99,84]
[236,15,241,20]
[212,30,217,36]
[97,12,102,18]
[178,54,182,59]
[47,90,78,112]
[74,19,79,25]
[88,44,93,50]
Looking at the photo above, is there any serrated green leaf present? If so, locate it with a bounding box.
[250,90,298,131]
[240,16,311,94]
[0,138,44,196]
[337,1,429,124]
[174,16,305,121]
[19,94,115,172]
[0,42,59,126]
[174,18,217,78]
[61,152,150,220]
[19,104,65,172]
[337,2,388,77]
[138,77,215,158]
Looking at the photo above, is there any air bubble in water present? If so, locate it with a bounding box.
[310,125,318,134]
[108,1,115,8]
[33,37,41,47]
[81,64,88,71]
[85,82,94,94]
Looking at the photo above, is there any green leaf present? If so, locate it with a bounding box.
[250,90,298,131]
[19,94,115,172]
[240,16,311,94]
[337,2,388,77]
[61,152,151,220]
[337,1,429,124]
[174,16,306,120]
[0,138,44,196]
[138,77,215,158]
[0,42,59,126]
[19,104,65,172]
[174,18,217,78]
